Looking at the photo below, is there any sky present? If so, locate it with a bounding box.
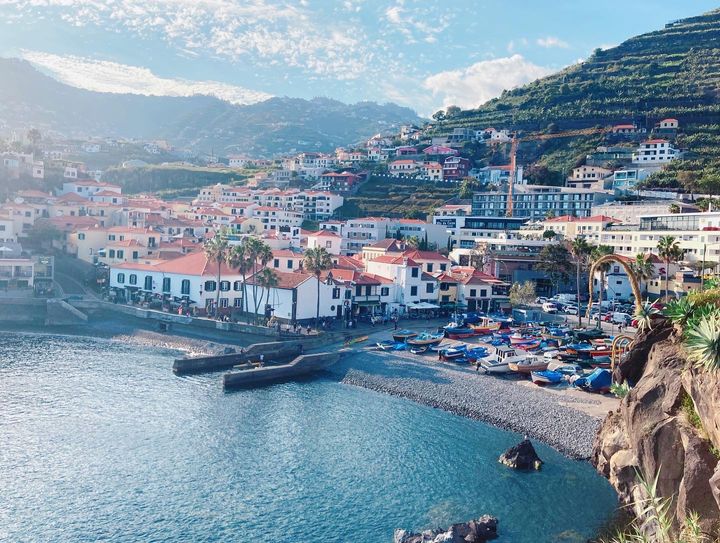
[0,1,718,115]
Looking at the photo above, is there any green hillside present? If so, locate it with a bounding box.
[432,9,720,189]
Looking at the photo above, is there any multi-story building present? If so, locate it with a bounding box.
[566,166,612,190]
[433,215,528,249]
[632,139,679,165]
[442,156,470,181]
[471,185,604,219]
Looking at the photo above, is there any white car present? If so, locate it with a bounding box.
[542,302,559,314]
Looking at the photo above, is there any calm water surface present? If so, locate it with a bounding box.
[0,332,617,542]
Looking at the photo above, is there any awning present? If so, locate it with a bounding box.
[354,300,380,306]
[408,302,440,310]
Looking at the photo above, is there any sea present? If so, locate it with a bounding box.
[0,332,617,542]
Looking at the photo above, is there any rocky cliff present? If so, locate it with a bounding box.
[592,320,720,535]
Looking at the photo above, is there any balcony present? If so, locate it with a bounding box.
[353,295,381,303]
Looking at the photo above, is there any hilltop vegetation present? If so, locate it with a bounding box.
[432,9,720,184]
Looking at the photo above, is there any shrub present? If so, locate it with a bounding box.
[685,311,720,371]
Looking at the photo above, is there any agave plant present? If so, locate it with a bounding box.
[662,297,696,333]
[687,304,720,330]
[635,300,660,334]
[685,312,720,371]
[610,381,631,399]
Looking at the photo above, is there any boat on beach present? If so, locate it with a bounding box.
[444,326,476,339]
[480,346,527,374]
[468,317,502,335]
[406,332,444,347]
[393,330,418,342]
[508,356,549,374]
[440,344,468,360]
[531,370,564,386]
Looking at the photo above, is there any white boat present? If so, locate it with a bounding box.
[508,356,549,374]
[480,346,526,374]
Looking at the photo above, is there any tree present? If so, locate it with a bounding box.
[432,110,446,122]
[257,268,279,323]
[203,230,230,317]
[657,236,683,299]
[629,253,655,295]
[243,237,273,320]
[543,229,557,240]
[445,105,461,118]
[536,244,573,295]
[303,247,333,328]
[569,237,594,326]
[26,128,42,147]
[590,245,614,306]
[677,170,699,200]
[509,281,536,307]
[405,236,421,249]
[668,203,680,214]
[469,242,492,272]
[227,242,252,320]
[458,177,477,199]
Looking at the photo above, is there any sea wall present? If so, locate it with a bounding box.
[173,341,304,375]
[592,321,720,534]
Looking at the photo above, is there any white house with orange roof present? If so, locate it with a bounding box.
[448,266,509,312]
[388,159,419,176]
[89,190,126,205]
[365,254,438,309]
[401,249,451,274]
[109,251,338,321]
[306,230,343,255]
[60,179,121,198]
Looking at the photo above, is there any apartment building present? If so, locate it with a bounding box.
[471,185,605,219]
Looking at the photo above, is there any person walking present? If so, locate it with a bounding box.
[394,318,398,331]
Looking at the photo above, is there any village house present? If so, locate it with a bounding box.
[388,159,419,176]
[632,139,679,165]
[442,156,470,181]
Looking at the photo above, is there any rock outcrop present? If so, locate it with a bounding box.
[499,439,543,470]
[394,516,498,543]
[592,321,720,534]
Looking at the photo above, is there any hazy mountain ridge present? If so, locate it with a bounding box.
[0,58,422,155]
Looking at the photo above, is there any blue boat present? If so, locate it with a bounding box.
[573,368,612,393]
[440,344,467,360]
[531,370,564,385]
[466,347,489,360]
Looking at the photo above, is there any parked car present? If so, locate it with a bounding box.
[563,304,579,315]
[612,312,633,326]
[542,302,559,314]
[535,297,548,305]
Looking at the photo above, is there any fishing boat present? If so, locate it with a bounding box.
[531,370,564,386]
[480,346,526,374]
[590,355,612,369]
[547,360,582,374]
[393,330,418,343]
[440,344,467,360]
[515,340,541,351]
[406,332,444,347]
[573,368,612,393]
[444,326,476,339]
[409,345,430,355]
[465,346,489,361]
[430,342,451,352]
[469,317,502,335]
[509,333,539,346]
[508,356,549,374]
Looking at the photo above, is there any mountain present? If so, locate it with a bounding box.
[0,58,422,155]
[434,9,720,187]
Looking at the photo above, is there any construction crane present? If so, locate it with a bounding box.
[504,126,610,218]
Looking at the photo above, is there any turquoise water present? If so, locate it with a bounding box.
[0,333,617,542]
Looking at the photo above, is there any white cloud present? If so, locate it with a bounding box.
[384,1,450,44]
[4,0,368,79]
[22,51,272,105]
[422,55,553,110]
[537,36,569,49]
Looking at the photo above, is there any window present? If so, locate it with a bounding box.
[78,232,85,240]
[234,298,243,307]
[287,260,293,269]
[355,285,362,296]
[273,258,279,268]
[117,273,125,284]
[219,298,229,308]
[381,287,389,296]
[411,267,419,278]
[181,279,191,295]
[427,263,434,272]
[220,281,230,291]
[440,263,447,271]
[480,289,487,297]
[332,288,341,299]
[132,251,139,260]
[204,280,216,292]
[344,290,352,300]
[470,289,477,297]
[108,235,116,241]
[117,250,124,259]
[162,278,171,293]
[426,283,434,293]
[233,281,242,291]
[410,286,418,296]
[129,274,137,285]
[144,276,153,290]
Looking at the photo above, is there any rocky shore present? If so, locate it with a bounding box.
[341,351,606,459]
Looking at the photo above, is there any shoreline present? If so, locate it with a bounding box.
[336,349,616,460]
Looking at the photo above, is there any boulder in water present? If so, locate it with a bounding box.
[394,515,498,543]
[499,439,543,470]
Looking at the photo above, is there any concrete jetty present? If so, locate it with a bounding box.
[222,350,344,390]
[172,341,304,375]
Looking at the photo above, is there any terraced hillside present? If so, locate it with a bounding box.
[433,9,720,189]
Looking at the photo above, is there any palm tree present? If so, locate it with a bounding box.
[257,268,279,323]
[569,237,593,326]
[590,244,614,305]
[203,229,230,317]
[657,236,682,299]
[226,242,251,321]
[303,247,333,328]
[630,253,655,296]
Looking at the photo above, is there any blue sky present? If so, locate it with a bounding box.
[1,1,717,115]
